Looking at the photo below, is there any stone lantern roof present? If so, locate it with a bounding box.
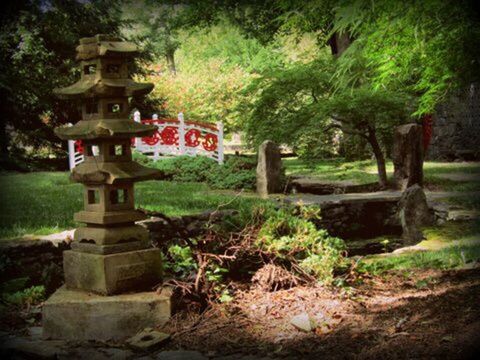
[54,33,156,140]
[76,34,139,60]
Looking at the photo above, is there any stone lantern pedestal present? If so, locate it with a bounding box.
[42,35,171,340]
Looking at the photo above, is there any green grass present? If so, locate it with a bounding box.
[283,158,379,184]
[0,172,264,240]
[357,243,480,275]
[357,221,480,274]
[283,157,480,191]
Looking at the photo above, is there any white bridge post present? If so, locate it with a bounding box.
[68,139,76,171]
[178,112,185,155]
[152,113,160,160]
[133,110,142,150]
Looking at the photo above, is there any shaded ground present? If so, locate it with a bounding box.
[162,267,480,359]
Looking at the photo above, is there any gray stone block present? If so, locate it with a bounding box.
[64,248,162,295]
[43,286,171,341]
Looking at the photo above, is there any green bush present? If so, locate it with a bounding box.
[256,205,346,284]
[136,153,258,190]
[0,277,46,307]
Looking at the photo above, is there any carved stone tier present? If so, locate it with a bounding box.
[71,162,160,184]
[71,239,150,255]
[63,248,162,295]
[55,119,156,140]
[53,78,153,99]
[74,224,149,245]
[74,209,146,225]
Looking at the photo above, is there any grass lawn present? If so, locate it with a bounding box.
[357,221,480,274]
[283,157,480,191]
[0,172,264,240]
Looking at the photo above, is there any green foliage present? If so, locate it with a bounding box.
[356,244,480,276]
[256,205,346,284]
[241,48,410,166]
[149,155,257,190]
[0,277,45,307]
[166,244,197,276]
[241,51,334,150]
[0,0,126,155]
[333,0,480,115]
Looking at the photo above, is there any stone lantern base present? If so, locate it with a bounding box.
[63,248,162,295]
[42,286,172,341]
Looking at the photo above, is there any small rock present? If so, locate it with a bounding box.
[447,210,479,222]
[28,326,43,340]
[290,313,316,332]
[155,350,207,360]
[127,328,170,351]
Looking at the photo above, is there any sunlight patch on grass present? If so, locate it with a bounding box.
[357,221,480,274]
[283,158,480,191]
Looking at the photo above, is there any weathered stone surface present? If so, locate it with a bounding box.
[290,313,315,332]
[447,210,480,222]
[58,347,134,360]
[0,337,68,359]
[427,84,480,161]
[63,248,162,295]
[74,209,147,225]
[288,176,379,195]
[28,327,44,340]
[127,328,170,351]
[0,239,68,292]
[43,286,171,341]
[71,239,150,254]
[74,224,149,245]
[256,140,283,198]
[393,123,424,190]
[156,350,207,360]
[397,185,434,245]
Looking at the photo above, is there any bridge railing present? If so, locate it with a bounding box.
[68,112,224,170]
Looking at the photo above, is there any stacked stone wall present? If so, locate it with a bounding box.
[427,83,480,161]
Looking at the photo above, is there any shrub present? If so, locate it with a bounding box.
[0,277,46,307]
[256,205,346,284]
[139,153,258,190]
[207,156,257,190]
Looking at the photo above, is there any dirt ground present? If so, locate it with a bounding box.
[162,267,480,359]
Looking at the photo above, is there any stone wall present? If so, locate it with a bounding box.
[427,83,480,161]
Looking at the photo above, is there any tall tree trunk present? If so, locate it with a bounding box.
[165,50,176,75]
[367,128,388,188]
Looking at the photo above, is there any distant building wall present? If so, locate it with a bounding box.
[427,83,480,161]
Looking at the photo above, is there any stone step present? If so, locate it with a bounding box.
[287,176,379,195]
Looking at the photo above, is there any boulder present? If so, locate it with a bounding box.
[256,140,283,198]
[397,185,434,245]
[393,124,424,190]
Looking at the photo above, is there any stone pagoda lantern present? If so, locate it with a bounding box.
[43,35,170,341]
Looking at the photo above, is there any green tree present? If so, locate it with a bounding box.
[0,0,127,166]
[122,0,183,74]
[332,0,480,115]
[242,52,410,187]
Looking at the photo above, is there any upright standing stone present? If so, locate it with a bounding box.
[393,124,424,190]
[43,35,170,340]
[397,184,434,245]
[256,140,283,198]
